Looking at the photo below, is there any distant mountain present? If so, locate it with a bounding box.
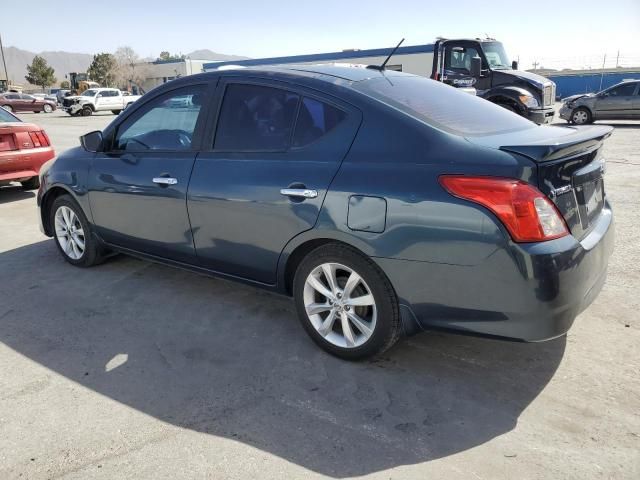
[1,46,249,89]
[185,49,248,61]
[2,46,93,89]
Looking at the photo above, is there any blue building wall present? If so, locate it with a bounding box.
[548,71,640,99]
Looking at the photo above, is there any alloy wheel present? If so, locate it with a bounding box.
[54,205,85,260]
[303,262,377,348]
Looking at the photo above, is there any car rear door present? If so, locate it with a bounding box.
[595,82,637,119]
[631,83,640,118]
[88,82,212,263]
[187,79,361,284]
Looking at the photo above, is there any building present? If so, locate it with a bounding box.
[138,58,221,92]
[203,44,437,76]
[538,68,640,98]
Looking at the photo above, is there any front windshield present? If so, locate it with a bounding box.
[482,42,512,70]
[82,89,97,97]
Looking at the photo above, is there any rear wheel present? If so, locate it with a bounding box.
[570,107,592,125]
[2,105,13,112]
[50,195,103,267]
[293,243,401,360]
[21,177,40,190]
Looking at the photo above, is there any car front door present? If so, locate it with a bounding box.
[595,82,637,119]
[630,83,640,118]
[88,83,211,263]
[21,94,42,111]
[187,79,362,284]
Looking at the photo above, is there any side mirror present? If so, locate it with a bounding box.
[80,130,103,153]
[470,56,482,78]
[511,60,518,70]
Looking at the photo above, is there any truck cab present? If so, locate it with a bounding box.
[432,38,556,124]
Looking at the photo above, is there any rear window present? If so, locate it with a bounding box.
[354,75,535,136]
[0,107,19,123]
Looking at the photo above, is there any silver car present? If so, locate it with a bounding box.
[559,80,640,124]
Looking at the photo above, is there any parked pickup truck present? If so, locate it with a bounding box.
[62,88,141,116]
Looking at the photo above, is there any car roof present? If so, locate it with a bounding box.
[211,63,414,83]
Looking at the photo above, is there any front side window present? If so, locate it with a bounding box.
[215,84,299,151]
[21,94,35,100]
[445,46,483,73]
[113,85,205,151]
[82,89,97,97]
[481,42,512,70]
[607,83,637,96]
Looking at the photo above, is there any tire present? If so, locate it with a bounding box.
[81,106,92,116]
[43,104,53,113]
[33,111,41,113]
[293,243,401,360]
[50,194,103,267]
[2,105,13,113]
[21,177,40,190]
[570,107,592,125]
[111,110,122,115]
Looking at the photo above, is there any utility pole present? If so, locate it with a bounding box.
[599,53,607,91]
[616,50,620,68]
[0,32,9,84]
[532,60,539,71]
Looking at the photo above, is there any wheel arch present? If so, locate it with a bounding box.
[40,185,82,236]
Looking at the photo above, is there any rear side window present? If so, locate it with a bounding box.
[215,84,299,151]
[114,85,205,151]
[293,97,346,147]
[354,75,535,136]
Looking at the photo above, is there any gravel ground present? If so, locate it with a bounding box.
[0,110,638,479]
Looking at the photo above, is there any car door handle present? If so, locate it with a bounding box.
[280,188,318,199]
[153,177,178,186]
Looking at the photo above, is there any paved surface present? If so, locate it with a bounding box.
[0,110,638,479]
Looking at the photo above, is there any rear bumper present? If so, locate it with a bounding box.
[526,106,555,124]
[375,204,614,341]
[0,147,55,182]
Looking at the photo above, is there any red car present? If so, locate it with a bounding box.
[0,92,57,113]
[0,106,55,189]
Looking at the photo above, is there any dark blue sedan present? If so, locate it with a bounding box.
[37,65,614,359]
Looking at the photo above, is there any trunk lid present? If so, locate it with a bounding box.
[467,124,613,240]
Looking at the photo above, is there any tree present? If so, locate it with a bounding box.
[157,51,186,62]
[87,53,118,87]
[25,56,57,91]
[114,46,148,91]
[60,80,70,89]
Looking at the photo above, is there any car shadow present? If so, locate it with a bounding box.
[0,186,35,204]
[0,240,566,477]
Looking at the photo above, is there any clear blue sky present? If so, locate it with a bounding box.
[3,0,640,70]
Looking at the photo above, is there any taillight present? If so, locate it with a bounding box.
[27,131,50,148]
[439,175,569,242]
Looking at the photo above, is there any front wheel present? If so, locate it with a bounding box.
[50,195,103,267]
[293,243,401,360]
[81,106,92,116]
[111,110,122,115]
[570,107,592,125]
[43,104,53,113]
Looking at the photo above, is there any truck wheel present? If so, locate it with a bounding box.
[570,107,592,125]
[81,106,92,117]
[111,110,122,115]
[21,177,40,190]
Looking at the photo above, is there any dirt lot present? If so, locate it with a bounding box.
[1,110,638,479]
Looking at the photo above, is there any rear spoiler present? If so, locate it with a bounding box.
[500,125,613,162]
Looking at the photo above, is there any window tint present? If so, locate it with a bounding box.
[4,94,19,99]
[608,83,637,96]
[215,84,299,151]
[355,75,535,137]
[293,97,346,147]
[114,85,205,151]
